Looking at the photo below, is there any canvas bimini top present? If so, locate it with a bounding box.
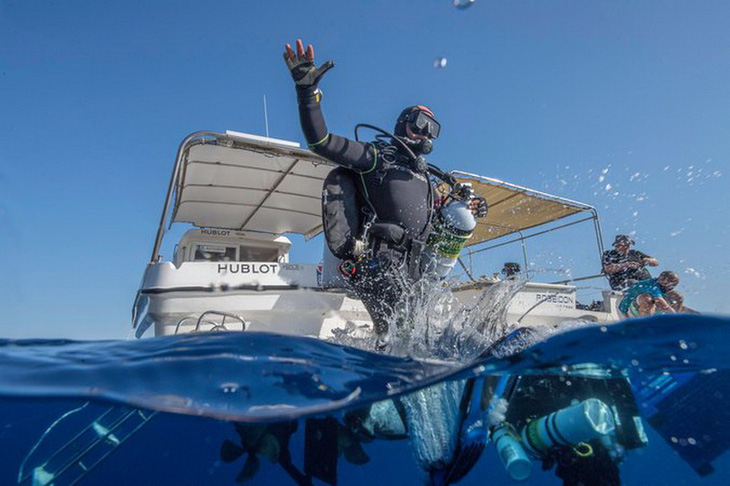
[172,131,333,236]
[452,171,600,246]
[150,131,334,262]
[151,131,602,262]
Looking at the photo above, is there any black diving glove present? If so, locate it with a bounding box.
[283,39,334,96]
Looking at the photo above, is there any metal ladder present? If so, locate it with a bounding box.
[18,407,157,486]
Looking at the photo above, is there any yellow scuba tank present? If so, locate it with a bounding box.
[423,199,477,278]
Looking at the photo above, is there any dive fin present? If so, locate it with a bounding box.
[220,439,245,463]
[304,417,340,485]
[637,370,730,476]
[235,454,260,484]
[479,326,537,359]
[430,378,487,486]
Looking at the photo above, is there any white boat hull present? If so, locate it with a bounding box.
[140,288,371,338]
[453,280,622,329]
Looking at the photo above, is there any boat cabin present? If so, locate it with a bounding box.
[173,229,291,266]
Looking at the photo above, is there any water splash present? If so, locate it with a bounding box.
[332,277,533,362]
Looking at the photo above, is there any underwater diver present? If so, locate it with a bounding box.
[485,371,649,486]
[221,417,379,486]
[283,39,487,343]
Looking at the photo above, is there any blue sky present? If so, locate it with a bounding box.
[1,1,728,339]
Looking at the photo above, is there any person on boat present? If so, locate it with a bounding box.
[618,271,680,317]
[283,39,487,343]
[664,289,698,314]
[602,234,659,291]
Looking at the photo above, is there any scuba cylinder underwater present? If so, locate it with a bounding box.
[491,398,618,481]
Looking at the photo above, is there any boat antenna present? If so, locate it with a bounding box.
[263,94,270,137]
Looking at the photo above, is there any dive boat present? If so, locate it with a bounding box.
[132,130,622,339]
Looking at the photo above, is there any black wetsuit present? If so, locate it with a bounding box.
[296,89,432,335]
[601,249,653,291]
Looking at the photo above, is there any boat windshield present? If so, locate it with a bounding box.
[239,246,281,262]
[193,245,237,262]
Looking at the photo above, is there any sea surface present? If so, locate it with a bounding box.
[1,314,729,485]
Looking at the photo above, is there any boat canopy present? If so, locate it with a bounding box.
[152,131,601,261]
[170,131,333,238]
[452,171,599,247]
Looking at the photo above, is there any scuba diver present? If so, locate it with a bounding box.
[283,39,487,344]
[483,372,649,486]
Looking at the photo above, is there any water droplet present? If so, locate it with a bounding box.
[221,382,239,394]
[679,340,688,350]
[453,0,477,9]
[688,438,697,445]
[631,359,639,366]
[433,57,448,68]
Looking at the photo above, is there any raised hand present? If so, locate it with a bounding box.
[283,39,334,90]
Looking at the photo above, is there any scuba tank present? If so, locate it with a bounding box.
[521,398,617,457]
[423,198,477,278]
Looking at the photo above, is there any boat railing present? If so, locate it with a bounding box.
[174,310,247,335]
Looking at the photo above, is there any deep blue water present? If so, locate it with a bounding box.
[2,314,729,485]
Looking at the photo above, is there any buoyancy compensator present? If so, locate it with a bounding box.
[321,122,428,264]
[321,120,481,279]
[322,167,365,260]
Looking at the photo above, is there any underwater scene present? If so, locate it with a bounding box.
[2,312,729,486]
